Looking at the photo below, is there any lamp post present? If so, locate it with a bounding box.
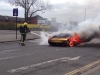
[84,6,90,21]
[84,7,86,21]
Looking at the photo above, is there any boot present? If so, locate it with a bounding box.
[21,43,25,46]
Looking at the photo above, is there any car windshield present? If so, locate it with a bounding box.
[53,33,70,38]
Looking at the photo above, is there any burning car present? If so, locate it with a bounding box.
[48,33,71,46]
[48,33,84,47]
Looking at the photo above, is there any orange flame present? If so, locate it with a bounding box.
[69,33,84,47]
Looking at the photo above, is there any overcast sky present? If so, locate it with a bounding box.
[0,0,100,23]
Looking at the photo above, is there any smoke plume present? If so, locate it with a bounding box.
[73,20,100,42]
[39,15,100,45]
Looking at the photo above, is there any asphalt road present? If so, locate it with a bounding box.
[0,39,100,75]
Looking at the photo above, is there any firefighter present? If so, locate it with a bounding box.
[19,22,30,46]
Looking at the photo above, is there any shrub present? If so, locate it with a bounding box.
[0,22,57,31]
[0,22,15,30]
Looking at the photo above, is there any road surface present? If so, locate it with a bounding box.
[0,39,100,75]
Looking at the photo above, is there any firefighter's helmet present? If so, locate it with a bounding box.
[23,22,28,26]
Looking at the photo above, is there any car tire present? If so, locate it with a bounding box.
[66,40,70,47]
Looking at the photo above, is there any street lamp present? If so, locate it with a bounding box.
[84,7,86,21]
[84,6,90,21]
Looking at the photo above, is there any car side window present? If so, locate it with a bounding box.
[58,34,70,38]
[53,35,58,38]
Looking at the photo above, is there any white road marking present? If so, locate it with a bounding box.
[70,56,81,60]
[0,49,21,53]
[0,53,34,61]
[56,48,67,51]
[7,56,81,73]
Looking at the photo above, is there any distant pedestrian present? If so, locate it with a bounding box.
[19,22,30,46]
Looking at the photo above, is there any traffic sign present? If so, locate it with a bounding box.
[13,8,18,39]
[13,8,18,16]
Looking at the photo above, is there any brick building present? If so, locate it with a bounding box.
[0,15,48,25]
[30,15,48,25]
[0,15,24,23]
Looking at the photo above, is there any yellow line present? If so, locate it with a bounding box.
[65,60,100,75]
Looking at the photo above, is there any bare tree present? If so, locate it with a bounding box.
[8,0,52,22]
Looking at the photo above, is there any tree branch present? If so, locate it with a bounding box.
[29,9,44,19]
[7,0,52,22]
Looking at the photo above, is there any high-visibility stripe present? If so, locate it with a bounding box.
[21,41,23,43]
[21,36,23,43]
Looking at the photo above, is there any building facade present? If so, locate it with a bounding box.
[0,15,24,23]
[0,15,49,25]
[30,15,48,25]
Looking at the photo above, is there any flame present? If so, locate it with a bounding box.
[69,33,84,47]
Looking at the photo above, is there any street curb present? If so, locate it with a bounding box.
[0,38,39,43]
[65,60,100,75]
[81,65,100,75]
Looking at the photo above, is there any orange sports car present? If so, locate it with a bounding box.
[48,33,84,47]
[48,33,71,46]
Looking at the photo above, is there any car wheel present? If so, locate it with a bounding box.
[66,40,70,47]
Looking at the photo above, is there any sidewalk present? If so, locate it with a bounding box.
[0,30,40,43]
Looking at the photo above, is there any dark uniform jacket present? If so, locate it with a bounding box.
[20,25,30,33]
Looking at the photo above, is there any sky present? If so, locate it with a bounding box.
[0,0,100,23]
